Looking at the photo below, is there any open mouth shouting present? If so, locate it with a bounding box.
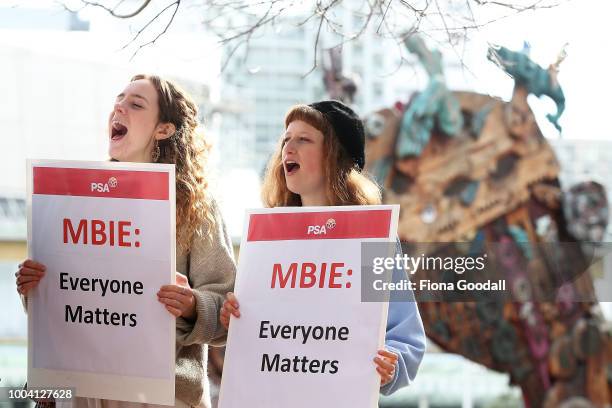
[111,121,128,141]
[284,160,301,176]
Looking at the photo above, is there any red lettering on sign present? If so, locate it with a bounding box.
[63,219,88,244]
[271,263,297,288]
[62,218,136,247]
[271,262,347,289]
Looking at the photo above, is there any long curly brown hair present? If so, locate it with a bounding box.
[131,74,214,253]
[261,104,381,207]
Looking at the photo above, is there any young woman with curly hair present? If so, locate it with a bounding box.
[16,74,236,408]
[220,101,426,396]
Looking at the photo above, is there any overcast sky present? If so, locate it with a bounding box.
[2,0,610,141]
[72,0,612,140]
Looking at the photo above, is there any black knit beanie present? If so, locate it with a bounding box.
[308,100,365,170]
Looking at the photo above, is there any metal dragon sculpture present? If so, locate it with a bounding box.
[487,44,566,132]
[362,37,611,407]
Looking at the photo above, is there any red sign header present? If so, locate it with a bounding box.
[247,209,392,241]
[33,166,169,200]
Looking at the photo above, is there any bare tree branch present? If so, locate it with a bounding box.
[219,0,278,44]
[128,1,180,59]
[304,0,341,77]
[376,0,393,34]
[472,0,556,11]
[121,1,180,57]
[58,0,565,74]
[78,0,152,18]
[434,0,453,44]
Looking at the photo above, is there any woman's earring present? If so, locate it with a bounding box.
[152,140,161,162]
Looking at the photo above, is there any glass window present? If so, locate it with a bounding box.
[354,43,363,57]
[16,200,26,217]
[0,198,9,218]
[373,82,384,98]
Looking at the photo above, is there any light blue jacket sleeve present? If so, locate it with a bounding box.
[380,240,427,396]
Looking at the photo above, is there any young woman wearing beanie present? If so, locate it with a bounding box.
[220,100,426,395]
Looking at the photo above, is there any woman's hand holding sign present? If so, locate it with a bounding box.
[375,349,399,386]
[220,292,240,329]
[15,259,46,296]
[157,272,196,319]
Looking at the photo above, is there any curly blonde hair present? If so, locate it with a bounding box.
[131,74,214,253]
[261,104,381,207]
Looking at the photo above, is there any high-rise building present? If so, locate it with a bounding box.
[218,19,321,172]
[0,5,89,31]
[217,6,401,172]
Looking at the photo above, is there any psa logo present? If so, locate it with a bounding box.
[91,177,118,193]
[307,218,336,235]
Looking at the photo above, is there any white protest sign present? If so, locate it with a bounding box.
[219,205,399,408]
[27,160,176,405]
